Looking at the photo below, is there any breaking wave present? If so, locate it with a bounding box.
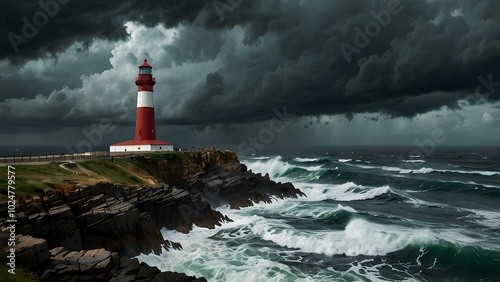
[296,182,391,202]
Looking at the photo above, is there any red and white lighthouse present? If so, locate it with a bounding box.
[110,58,173,153]
[135,58,157,141]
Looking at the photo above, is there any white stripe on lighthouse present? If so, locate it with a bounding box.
[137,91,154,108]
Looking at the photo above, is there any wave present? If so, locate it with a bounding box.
[396,243,500,280]
[251,218,437,256]
[402,160,426,163]
[244,155,332,179]
[252,156,271,160]
[461,208,500,229]
[382,166,500,176]
[447,180,500,189]
[293,157,321,163]
[338,159,352,163]
[137,222,301,282]
[296,182,391,202]
[247,202,357,223]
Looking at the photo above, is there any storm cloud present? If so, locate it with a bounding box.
[1,0,499,146]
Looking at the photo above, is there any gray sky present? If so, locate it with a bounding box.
[1,0,499,152]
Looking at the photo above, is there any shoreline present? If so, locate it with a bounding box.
[0,148,305,281]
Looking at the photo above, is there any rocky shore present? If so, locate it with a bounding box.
[0,149,304,281]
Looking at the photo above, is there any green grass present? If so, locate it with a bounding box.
[144,151,195,161]
[77,159,144,185]
[0,159,149,202]
[0,163,73,201]
[0,153,205,202]
[0,248,38,282]
[0,265,37,282]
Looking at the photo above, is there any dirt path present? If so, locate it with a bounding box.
[59,162,97,177]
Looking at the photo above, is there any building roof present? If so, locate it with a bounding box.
[110,139,172,146]
[139,58,152,68]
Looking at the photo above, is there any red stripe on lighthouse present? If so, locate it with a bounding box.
[135,107,156,140]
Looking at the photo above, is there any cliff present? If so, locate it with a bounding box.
[131,148,305,208]
[0,148,304,281]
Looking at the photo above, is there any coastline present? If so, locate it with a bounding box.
[0,148,305,281]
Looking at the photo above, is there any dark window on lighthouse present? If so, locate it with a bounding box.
[139,68,152,75]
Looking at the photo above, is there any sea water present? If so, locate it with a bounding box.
[37,145,500,281]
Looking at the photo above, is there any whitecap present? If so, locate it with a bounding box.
[293,157,320,162]
[296,182,391,202]
[381,166,499,176]
[461,208,500,229]
[252,156,271,160]
[250,218,437,256]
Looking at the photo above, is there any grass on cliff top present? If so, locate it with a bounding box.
[143,151,196,161]
[0,248,38,281]
[123,151,199,175]
[0,265,37,282]
[0,159,148,202]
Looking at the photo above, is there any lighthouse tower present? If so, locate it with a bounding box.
[135,58,157,141]
[110,58,173,153]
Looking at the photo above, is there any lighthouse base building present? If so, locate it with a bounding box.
[110,140,173,153]
[110,57,174,154]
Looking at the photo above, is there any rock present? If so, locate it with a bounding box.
[48,204,74,219]
[0,149,304,282]
[14,235,51,269]
[41,248,115,281]
[110,256,203,282]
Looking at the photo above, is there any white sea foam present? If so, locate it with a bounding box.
[402,160,426,163]
[448,180,500,189]
[338,158,352,163]
[244,155,292,178]
[295,182,391,202]
[136,214,303,282]
[244,156,329,180]
[391,189,449,208]
[381,166,500,176]
[250,218,437,257]
[403,196,447,208]
[255,202,357,219]
[462,208,500,229]
[293,157,320,162]
[252,156,271,160]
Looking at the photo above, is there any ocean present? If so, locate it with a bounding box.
[135,146,500,281]
[3,145,499,281]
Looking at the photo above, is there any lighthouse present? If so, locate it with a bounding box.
[110,58,174,153]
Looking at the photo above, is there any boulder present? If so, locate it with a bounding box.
[14,235,51,269]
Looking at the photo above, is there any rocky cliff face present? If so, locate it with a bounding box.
[133,148,306,209]
[0,149,304,281]
[0,181,216,281]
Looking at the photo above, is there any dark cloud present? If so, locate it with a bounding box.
[1,0,500,145]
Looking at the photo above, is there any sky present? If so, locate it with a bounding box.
[1,0,499,154]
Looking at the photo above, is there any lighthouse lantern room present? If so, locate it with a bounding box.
[110,58,173,153]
